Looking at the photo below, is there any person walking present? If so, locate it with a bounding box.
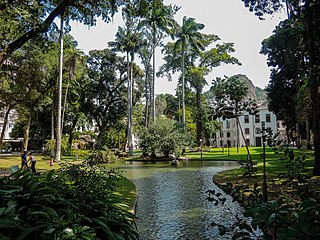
[28,152,36,173]
[20,151,28,170]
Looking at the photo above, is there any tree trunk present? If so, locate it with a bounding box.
[0,106,12,145]
[23,113,32,151]
[181,49,186,129]
[61,62,74,135]
[127,52,133,156]
[96,126,106,148]
[306,119,311,149]
[68,113,79,146]
[145,67,149,127]
[55,15,63,162]
[152,32,156,123]
[196,86,203,145]
[236,118,240,153]
[237,117,252,162]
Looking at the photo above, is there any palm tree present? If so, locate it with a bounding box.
[109,19,142,156]
[137,34,153,127]
[173,16,204,129]
[55,14,64,162]
[140,0,178,123]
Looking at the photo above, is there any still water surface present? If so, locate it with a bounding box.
[119,161,244,240]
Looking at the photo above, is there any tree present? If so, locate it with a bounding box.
[210,75,258,165]
[1,39,57,150]
[0,0,123,65]
[137,30,153,127]
[138,116,189,157]
[262,19,305,144]
[161,33,240,145]
[81,49,128,148]
[60,35,87,147]
[109,2,145,156]
[173,16,205,129]
[241,0,320,175]
[139,0,179,122]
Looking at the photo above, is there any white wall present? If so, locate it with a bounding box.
[216,106,278,147]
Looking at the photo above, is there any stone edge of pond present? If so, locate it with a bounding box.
[212,169,250,208]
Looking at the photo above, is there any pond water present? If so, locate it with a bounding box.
[117,161,246,240]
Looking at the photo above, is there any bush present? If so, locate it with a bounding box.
[138,117,190,157]
[0,163,138,240]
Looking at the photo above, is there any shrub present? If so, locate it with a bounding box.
[0,163,138,240]
[138,117,190,157]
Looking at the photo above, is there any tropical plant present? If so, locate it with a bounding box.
[139,0,179,122]
[138,116,190,157]
[161,33,240,145]
[173,16,205,129]
[0,164,138,239]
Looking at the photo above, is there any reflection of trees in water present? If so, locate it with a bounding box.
[123,162,242,239]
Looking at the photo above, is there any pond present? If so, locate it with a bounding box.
[117,161,247,240]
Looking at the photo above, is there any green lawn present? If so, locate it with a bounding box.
[206,147,315,189]
[0,154,87,172]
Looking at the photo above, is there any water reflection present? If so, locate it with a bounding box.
[118,161,243,240]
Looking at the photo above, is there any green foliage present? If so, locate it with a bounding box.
[138,117,190,157]
[210,74,257,119]
[81,48,128,147]
[69,148,90,157]
[238,159,257,177]
[245,197,320,240]
[0,163,138,240]
[85,149,119,165]
[45,136,69,155]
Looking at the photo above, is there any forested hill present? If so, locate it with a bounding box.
[205,74,267,103]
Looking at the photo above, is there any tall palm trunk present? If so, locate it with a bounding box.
[68,113,79,146]
[181,49,186,129]
[127,52,133,156]
[306,119,311,149]
[23,111,32,151]
[196,86,203,145]
[152,32,156,123]
[55,15,63,162]
[144,67,149,127]
[61,62,74,135]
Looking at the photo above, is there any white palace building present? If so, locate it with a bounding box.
[216,101,280,148]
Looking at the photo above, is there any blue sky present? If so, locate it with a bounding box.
[70,0,285,94]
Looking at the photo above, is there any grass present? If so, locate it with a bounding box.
[210,147,315,192]
[0,154,87,172]
[114,177,137,211]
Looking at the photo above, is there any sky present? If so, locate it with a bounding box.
[70,0,285,94]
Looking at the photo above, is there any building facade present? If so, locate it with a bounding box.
[216,103,278,147]
[0,108,18,140]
